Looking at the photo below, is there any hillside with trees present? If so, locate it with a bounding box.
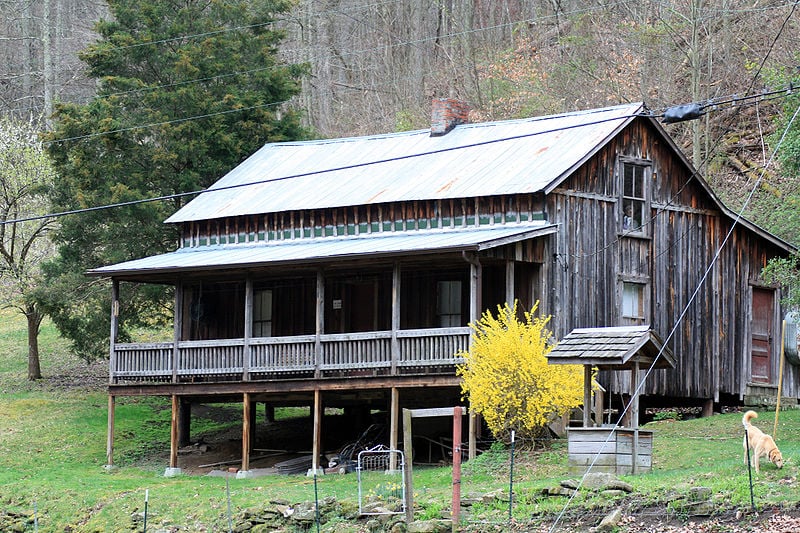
[0,0,798,361]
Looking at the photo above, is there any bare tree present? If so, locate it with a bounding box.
[0,116,58,380]
[0,0,106,119]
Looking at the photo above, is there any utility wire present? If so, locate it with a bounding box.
[548,3,800,529]
[8,81,799,227]
[549,96,800,533]
[3,111,642,226]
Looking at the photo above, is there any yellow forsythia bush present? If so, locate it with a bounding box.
[456,301,584,440]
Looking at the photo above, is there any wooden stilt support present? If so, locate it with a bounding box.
[164,395,182,477]
[170,395,179,468]
[310,389,323,476]
[241,393,252,476]
[390,387,399,471]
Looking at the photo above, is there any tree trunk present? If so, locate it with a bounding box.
[26,304,44,381]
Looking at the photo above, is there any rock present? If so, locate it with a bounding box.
[582,473,617,491]
[289,502,318,523]
[561,473,633,493]
[688,486,712,501]
[593,507,623,532]
[605,479,633,493]
[683,500,715,517]
[481,488,506,503]
[600,489,627,498]
[406,519,452,533]
[560,478,580,490]
[543,486,577,497]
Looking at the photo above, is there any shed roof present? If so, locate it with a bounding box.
[166,103,644,223]
[88,222,557,279]
[546,326,676,370]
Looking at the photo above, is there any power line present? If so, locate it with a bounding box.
[5,111,643,226]
[548,3,800,529]
[9,81,800,228]
[42,99,293,146]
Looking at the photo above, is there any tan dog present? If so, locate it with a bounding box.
[742,410,783,473]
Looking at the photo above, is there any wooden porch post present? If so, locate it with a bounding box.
[240,393,252,476]
[105,395,115,469]
[466,253,482,323]
[109,280,119,384]
[243,278,253,381]
[172,283,183,383]
[389,387,399,471]
[505,259,515,307]
[311,389,323,475]
[391,262,400,374]
[165,395,182,476]
[315,269,324,378]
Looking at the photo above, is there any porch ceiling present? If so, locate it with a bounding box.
[89,222,557,280]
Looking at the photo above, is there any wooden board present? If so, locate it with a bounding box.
[567,428,653,475]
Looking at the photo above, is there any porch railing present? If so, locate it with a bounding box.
[111,327,470,383]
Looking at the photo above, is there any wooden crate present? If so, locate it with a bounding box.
[567,427,653,475]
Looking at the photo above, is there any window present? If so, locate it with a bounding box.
[437,280,462,327]
[622,282,644,320]
[621,162,648,233]
[253,289,273,337]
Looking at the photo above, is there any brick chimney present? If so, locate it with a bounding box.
[430,98,470,136]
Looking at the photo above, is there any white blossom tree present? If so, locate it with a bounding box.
[0,116,58,380]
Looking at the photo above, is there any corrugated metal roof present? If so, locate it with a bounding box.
[166,103,644,223]
[89,222,557,277]
[547,326,675,369]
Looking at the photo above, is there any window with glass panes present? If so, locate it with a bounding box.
[622,162,647,233]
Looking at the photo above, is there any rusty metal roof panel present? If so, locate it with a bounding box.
[166,103,643,223]
[89,222,557,277]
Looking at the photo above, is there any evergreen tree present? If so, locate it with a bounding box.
[43,0,309,360]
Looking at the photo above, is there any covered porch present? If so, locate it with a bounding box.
[99,223,556,385]
[96,223,555,475]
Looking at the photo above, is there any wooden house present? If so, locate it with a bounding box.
[92,99,797,476]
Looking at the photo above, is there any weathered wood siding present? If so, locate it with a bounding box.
[546,118,794,401]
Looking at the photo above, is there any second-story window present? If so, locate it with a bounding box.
[621,160,649,234]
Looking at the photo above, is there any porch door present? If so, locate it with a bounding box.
[750,288,774,383]
[348,281,378,332]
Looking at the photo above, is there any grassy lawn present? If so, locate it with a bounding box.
[1,307,798,531]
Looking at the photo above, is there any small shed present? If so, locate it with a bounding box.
[547,326,676,474]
